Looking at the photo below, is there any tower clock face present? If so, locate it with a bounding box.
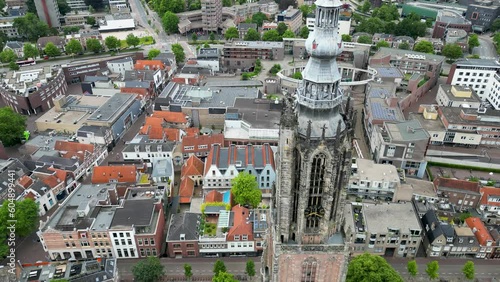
[305,206,325,218]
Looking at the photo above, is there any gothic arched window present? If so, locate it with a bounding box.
[301,257,318,282]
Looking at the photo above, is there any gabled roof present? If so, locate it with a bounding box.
[41,175,62,188]
[205,190,223,203]
[227,205,252,239]
[54,141,94,162]
[140,117,166,133]
[134,60,166,70]
[47,167,69,182]
[465,217,494,246]
[164,128,181,142]
[151,111,188,124]
[204,143,275,175]
[181,155,204,178]
[179,177,194,204]
[433,177,481,194]
[5,41,23,49]
[37,36,65,48]
[91,166,137,184]
[182,134,225,154]
[184,128,200,137]
[18,175,33,188]
[480,187,500,207]
[421,209,455,243]
[166,212,201,241]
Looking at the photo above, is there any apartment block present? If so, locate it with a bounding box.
[348,158,403,202]
[166,212,201,258]
[433,177,481,212]
[344,202,422,258]
[276,6,302,34]
[369,120,430,178]
[465,0,500,33]
[201,0,222,32]
[446,59,500,108]
[203,144,275,194]
[436,84,482,109]
[222,41,284,71]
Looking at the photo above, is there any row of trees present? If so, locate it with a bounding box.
[346,253,476,281]
[131,257,255,282]
[0,199,39,257]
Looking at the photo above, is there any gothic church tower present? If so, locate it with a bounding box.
[264,0,355,281]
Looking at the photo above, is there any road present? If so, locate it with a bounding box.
[473,35,499,60]
[387,257,500,281]
[117,257,261,281]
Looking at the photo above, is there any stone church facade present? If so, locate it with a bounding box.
[263,0,355,281]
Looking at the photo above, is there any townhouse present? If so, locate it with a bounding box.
[433,178,482,212]
[466,217,495,258]
[203,144,275,195]
[181,134,225,159]
[421,210,456,257]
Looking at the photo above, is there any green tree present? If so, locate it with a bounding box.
[0,49,18,63]
[86,38,102,53]
[492,19,500,32]
[191,33,198,42]
[459,211,472,223]
[212,272,238,282]
[357,17,386,34]
[372,4,399,21]
[0,199,39,257]
[407,260,418,278]
[86,16,96,26]
[376,40,390,50]
[222,0,231,7]
[346,253,403,282]
[425,261,439,280]
[184,264,193,281]
[231,172,262,208]
[251,12,267,27]
[241,72,250,80]
[13,13,50,42]
[292,72,303,79]
[84,0,104,9]
[22,43,38,59]
[399,42,410,50]
[342,34,352,42]
[282,29,295,39]
[126,33,140,48]
[360,0,371,13]
[65,39,83,56]
[104,36,120,50]
[426,18,433,28]
[357,35,372,44]
[442,44,463,60]
[171,43,185,64]
[162,11,179,34]
[8,61,19,70]
[148,49,161,60]
[209,32,216,43]
[277,22,288,36]
[269,64,281,75]
[57,0,71,15]
[88,4,95,13]
[44,42,61,57]
[213,260,227,276]
[262,29,282,41]
[299,26,309,39]
[225,27,239,40]
[204,43,210,48]
[244,28,260,41]
[245,259,256,278]
[468,34,480,52]
[131,257,165,282]
[394,17,427,38]
[462,261,474,280]
[413,40,435,54]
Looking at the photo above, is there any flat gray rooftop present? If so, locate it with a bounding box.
[204,80,263,87]
[408,111,446,132]
[230,98,282,129]
[168,84,260,109]
[111,199,155,228]
[455,59,500,68]
[364,202,421,234]
[87,93,137,122]
[386,119,430,141]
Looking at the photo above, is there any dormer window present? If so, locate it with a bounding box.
[180,234,185,241]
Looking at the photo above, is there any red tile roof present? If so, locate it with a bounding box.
[164,128,181,142]
[18,175,33,188]
[179,177,194,204]
[25,191,36,200]
[480,187,500,207]
[134,60,166,70]
[91,165,137,184]
[433,178,480,193]
[227,205,253,241]
[182,134,224,154]
[181,155,204,178]
[54,141,94,162]
[184,127,200,137]
[465,217,494,246]
[205,190,223,203]
[41,175,62,189]
[152,111,188,124]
